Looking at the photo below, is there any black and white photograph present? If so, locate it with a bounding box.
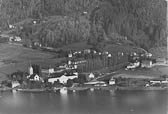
[0,0,168,114]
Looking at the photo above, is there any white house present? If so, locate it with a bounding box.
[28,74,40,81]
[11,81,20,88]
[149,80,161,85]
[150,77,168,84]
[68,60,72,65]
[141,60,152,68]
[109,77,115,85]
[41,67,56,75]
[126,61,140,70]
[68,53,73,58]
[74,65,77,69]
[49,68,54,74]
[89,73,95,79]
[14,36,22,42]
[48,75,78,84]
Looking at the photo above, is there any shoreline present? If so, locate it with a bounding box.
[1,85,167,93]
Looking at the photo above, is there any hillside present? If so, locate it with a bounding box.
[0,0,166,51]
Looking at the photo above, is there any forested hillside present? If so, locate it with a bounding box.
[0,0,167,50]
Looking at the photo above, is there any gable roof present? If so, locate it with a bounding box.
[49,72,64,78]
[29,74,39,79]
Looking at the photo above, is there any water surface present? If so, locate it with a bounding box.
[0,90,167,114]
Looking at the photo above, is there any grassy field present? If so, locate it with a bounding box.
[0,43,66,81]
[97,65,168,82]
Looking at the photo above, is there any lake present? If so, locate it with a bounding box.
[0,90,167,114]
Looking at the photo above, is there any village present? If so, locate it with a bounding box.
[0,19,167,93]
[1,1,168,114]
[0,38,168,93]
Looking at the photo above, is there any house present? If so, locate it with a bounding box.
[84,49,91,54]
[126,61,140,70]
[59,64,68,69]
[109,77,115,85]
[49,68,55,74]
[68,60,72,65]
[89,73,95,79]
[141,60,152,68]
[162,79,168,84]
[11,71,24,82]
[14,36,21,42]
[27,65,40,81]
[11,81,20,88]
[48,69,78,84]
[149,80,162,85]
[150,77,168,84]
[48,75,78,84]
[68,53,73,58]
[32,39,41,48]
[42,67,55,74]
[28,74,40,81]
[146,53,152,58]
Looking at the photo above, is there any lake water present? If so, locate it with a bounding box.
[0,90,167,114]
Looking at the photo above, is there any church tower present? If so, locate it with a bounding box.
[28,61,33,75]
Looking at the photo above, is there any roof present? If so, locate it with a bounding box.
[141,60,152,63]
[29,74,39,79]
[49,72,64,78]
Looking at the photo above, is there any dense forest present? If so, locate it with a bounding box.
[0,0,167,50]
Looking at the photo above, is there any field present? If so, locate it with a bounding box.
[97,64,168,82]
[0,43,66,81]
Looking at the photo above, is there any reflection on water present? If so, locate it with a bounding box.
[0,90,167,114]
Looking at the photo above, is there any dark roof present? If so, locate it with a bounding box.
[141,60,152,63]
[49,72,64,78]
[49,69,77,78]
[29,74,39,79]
